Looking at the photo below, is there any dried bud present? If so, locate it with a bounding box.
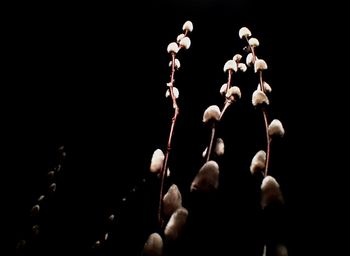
[254,59,268,73]
[223,60,238,72]
[169,58,181,69]
[191,160,220,192]
[143,233,163,256]
[163,184,182,218]
[165,87,180,99]
[250,150,266,174]
[182,20,193,32]
[252,90,269,106]
[268,119,285,138]
[248,37,260,47]
[167,42,179,54]
[164,207,188,240]
[239,27,252,39]
[150,149,164,173]
[203,105,221,123]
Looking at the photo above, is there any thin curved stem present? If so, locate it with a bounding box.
[206,123,216,162]
[262,109,270,177]
[259,71,265,93]
[158,53,179,226]
[225,70,233,94]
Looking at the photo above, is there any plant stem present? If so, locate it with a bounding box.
[206,123,216,162]
[158,53,179,226]
[262,109,271,177]
[245,36,256,63]
[225,70,233,94]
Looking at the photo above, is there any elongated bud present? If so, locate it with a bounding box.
[150,149,164,173]
[177,33,185,43]
[169,58,181,69]
[261,176,284,208]
[239,27,252,39]
[250,150,266,174]
[167,42,179,54]
[268,119,285,138]
[252,90,269,106]
[223,60,238,72]
[249,37,260,47]
[257,81,272,93]
[166,87,180,99]
[233,54,242,62]
[191,160,219,192]
[226,86,241,101]
[163,184,182,218]
[220,83,228,96]
[214,138,225,156]
[182,20,193,32]
[254,59,268,73]
[203,105,221,123]
[179,37,191,49]
[164,207,188,240]
[143,233,163,256]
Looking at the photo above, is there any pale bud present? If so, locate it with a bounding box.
[163,184,182,218]
[167,42,179,54]
[164,207,188,240]
[268,119,285,138]
[190,160,220,192]
[246,53,255,66]
[252,90,269,106]
[238,63,247,72]
[165,87,179,99]
[203,105,221,123]
[233,54,243,62]
[226,86,241,101]
[239,27,252,39]
[223,60,238,72]
[179,37,191,49]
[182,20,193,32]
[150,149,164,173]
[249,37,260,47]
[254,59,268,73]
[177,33,185,43]
[220,83,228,96]
[214,138,225,156]
[257,81,272,93]
[261,176,284,208]
[250,150,266,174]
[169,58,181,69]
[143,233,163,256]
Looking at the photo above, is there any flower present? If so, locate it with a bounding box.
[223,60,238,72]
[203,105,221,123]
[165,87,180,99]
[167,42,179,54]
[182,20,193,32]
[239,27,252,39]
[252,90,269,106]
[179,37,191,49]
[268,119,285,138]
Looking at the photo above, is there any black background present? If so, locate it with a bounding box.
[3,0,346,255]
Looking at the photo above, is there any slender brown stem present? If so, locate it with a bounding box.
[158,53,179,226]
[220,101,231,120]
[259,71,265,93]
[206,123,216,162]
[245,36,256,63]
[262,109,270,177]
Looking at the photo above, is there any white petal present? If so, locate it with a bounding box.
[214,138,225,156]
[261,176,284,208]
[226,86,241,100]
[252,90,269,106]
[203,105,221,123]
[182,20,193,32]
[190,160,220,192]
[150,149,165,173]
[219,83,228,96]
[179,37,191,49]
[239,27,252,39]
[169,58,181,69]
[166,87,179,99]
[143,233,163,256]
[167,42,179,54]
[176,33,185,43]
[223,60,238,72]
[246,53,254,66]
[233,54,242,62]
[250,150,266,174]
[238,63,247,72]
[254,59,268,73]
[164,207,188,240]
[163,184,182,218]
[268,119,285,138]
[257,81,272,93]
[249,37,260,47]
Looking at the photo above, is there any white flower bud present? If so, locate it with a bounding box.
[165,87,179,99]
[246,53,255,66]
[164,207,188,240]
[257,81,272,93]
[261,176,284,208]
[176,33,185,43]
[163,184,182,218]
[252,90,269,106]
[268,119,285,138]
[226,86,241,101]
[214,138,225,156]
[179,37,191,49]
[191,160,220,192]
[169,58,181,69]
[203,105,221,123]
[254,59,268,73]
[223,60,238,72]
[220,83,228,96]
[238,63,247,72]
[233,54,243,62]
[250,150,266,174]
[182,20,193,32]
[150,149,164,173]
[239,27,252,39]
[249,37,260,47]
[167,42,179,54]
[143,233,163,256]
